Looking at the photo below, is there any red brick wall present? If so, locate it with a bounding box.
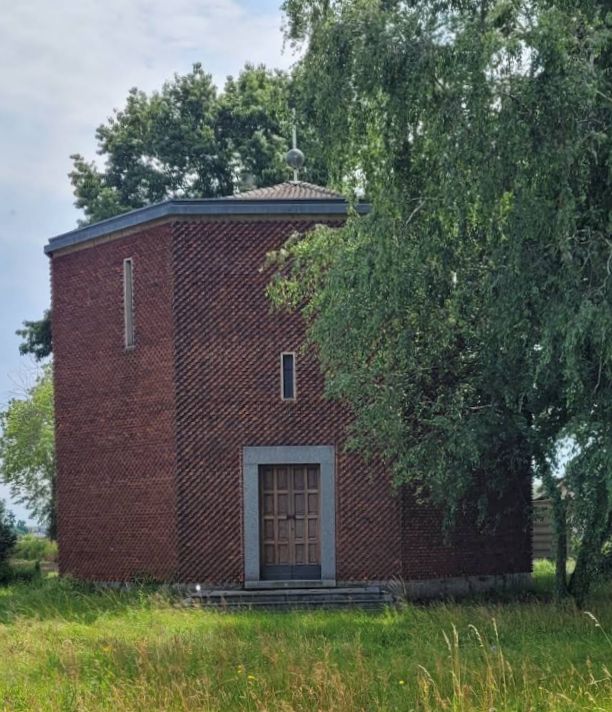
[401,476,532,580]
[171,218,530,585]
[52,215,531,585]
[52,225,178,581]
[172,219,403,583]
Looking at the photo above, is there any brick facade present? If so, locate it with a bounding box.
[401,480,532,580]
[53,224,178,581]
[172,218,403,584]
[50,209,531,584]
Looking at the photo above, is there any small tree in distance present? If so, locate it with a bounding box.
[0,366,56,539]
[0,500,18,576]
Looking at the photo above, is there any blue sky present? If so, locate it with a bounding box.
[0,0,292,523]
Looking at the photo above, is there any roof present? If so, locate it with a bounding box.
[45,182,369,256]
[227,181,345,201]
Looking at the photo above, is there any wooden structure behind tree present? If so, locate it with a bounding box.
[532,497,555,560]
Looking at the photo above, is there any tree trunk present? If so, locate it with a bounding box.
[542,470,569,599]
[569,476,609,607]
[47,475,57,541]
[553,500,569,600]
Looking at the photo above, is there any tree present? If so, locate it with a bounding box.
[0,501,17,566]
[69,63,232,223]
[16,309,52,362]
[0,367,56,538]
[217,64,329,190]
[273,0,611,603]
[5,511,28,537]
[69,62,329,225]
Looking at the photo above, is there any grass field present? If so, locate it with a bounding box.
[0,562,610,711]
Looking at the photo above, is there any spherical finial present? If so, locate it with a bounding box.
[286,147,305,171]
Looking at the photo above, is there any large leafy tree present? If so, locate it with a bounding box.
[69,62,328,225]
[0,367,56,538]
[0,500,17,574]
[70,63,231,223]
[272,0,611,602]
[16,310,52,362]
[217,64,329,189]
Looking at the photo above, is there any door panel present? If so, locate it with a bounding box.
[260,464,321,580]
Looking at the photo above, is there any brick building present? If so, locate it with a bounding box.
[46,181,531,592]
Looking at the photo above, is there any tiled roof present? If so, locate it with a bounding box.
[228,181,345,201]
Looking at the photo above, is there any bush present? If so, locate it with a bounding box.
[0,501,17,567]
[14,535,57,562]
[0,559,41,584]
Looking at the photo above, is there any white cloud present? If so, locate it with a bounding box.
[0,0,292,200]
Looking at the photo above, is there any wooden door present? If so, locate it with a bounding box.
[260,464,321,580]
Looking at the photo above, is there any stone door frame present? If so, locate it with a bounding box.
[242,445,336,587]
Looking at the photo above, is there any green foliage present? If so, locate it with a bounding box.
[217,64,329,190]
[217,65,291,189]
[0,501,17,573]
[16,309,52,362]
[70,63,230,222]
[0,559,41,585]
[70,62,331,225]
[272,0,612,600]
[14,535,57,562]
[0,366,56,538]
[5,510,28,537]
[0,571,609,709]
[563,434,612,600]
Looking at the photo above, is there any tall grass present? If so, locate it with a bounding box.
[0,567,610,711]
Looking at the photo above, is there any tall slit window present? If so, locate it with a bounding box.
[123,258,135,349]
[281,352,296,400]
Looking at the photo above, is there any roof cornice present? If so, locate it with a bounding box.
[45,198,371,256]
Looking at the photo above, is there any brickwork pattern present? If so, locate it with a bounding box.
[172,218,403,583]
[52,225,178,581]
[401,476,532,580]
[52,213,531,584]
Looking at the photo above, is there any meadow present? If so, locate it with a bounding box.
[0,562,610,711]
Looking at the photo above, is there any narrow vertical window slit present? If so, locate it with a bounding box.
[123,258,135,349]
[281,352,296,400]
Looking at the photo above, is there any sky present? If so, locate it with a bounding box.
[0,0,293,523]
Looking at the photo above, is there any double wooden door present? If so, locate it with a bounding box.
[259,464,321,580]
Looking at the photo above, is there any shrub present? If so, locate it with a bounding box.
[14,534,57,562]
[0,559,41,584]
[0,501,17,568]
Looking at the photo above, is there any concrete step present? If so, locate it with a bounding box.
[191,590,385,601]
[193,596,392,607]
[185,585,393,610]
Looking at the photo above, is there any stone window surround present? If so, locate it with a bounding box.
[243,445,336,587]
